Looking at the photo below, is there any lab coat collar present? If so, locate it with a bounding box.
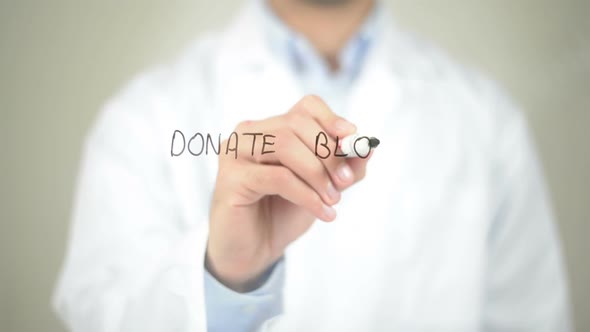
[216,0,402,77]
[214,0,406,133]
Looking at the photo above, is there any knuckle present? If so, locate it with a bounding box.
[252,167,273,184]
[302,94,323,105]
[252,152,263,164]
[305,162,326,185]
[253,149,272,164]
[259,167,288,186]
[286,110,305,126]
[299,94,325,114]
[309,194,324,212]
[272,128,289,150]
[272,167,291,183]
[324,158,341,174]
[223,165,244,187]
[235,120,253,131]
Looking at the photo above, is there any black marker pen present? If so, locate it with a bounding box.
[339,133,380,158]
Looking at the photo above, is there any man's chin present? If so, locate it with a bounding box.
[299,0,356,7]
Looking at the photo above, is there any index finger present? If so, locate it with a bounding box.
[292,95,357,138]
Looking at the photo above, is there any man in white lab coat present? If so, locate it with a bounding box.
[53,0,572,331]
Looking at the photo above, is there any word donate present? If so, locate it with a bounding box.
[170,130,275,159]
[171,130,371,159]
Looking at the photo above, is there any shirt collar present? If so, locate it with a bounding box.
[255,0,382,84]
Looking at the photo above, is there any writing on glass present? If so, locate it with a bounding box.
[170,130,374,159]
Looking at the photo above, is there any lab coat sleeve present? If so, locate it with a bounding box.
[52,76,211,332]
[483,105,573,331]
[204,259,285,331]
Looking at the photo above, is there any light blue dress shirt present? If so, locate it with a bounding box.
[204,1,380,331]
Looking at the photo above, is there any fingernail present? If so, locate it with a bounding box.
[334,119,356,134]
[326,181,340,202]
[337,163,354,183]
[322,204,336,220]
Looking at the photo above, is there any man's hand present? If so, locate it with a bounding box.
[206,95,372,292]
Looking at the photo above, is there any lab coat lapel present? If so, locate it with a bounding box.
[212,1,301,132]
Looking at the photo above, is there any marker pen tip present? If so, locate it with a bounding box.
[369,137,380,148]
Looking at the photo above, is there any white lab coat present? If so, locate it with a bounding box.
[53,2,571,331]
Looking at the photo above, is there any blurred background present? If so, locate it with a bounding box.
[1,0,588,331]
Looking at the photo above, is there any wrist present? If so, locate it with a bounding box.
[205,248,275,293]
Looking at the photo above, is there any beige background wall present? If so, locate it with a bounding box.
[1,1,588,331]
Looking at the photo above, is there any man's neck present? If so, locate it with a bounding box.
[268,0,375,71]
